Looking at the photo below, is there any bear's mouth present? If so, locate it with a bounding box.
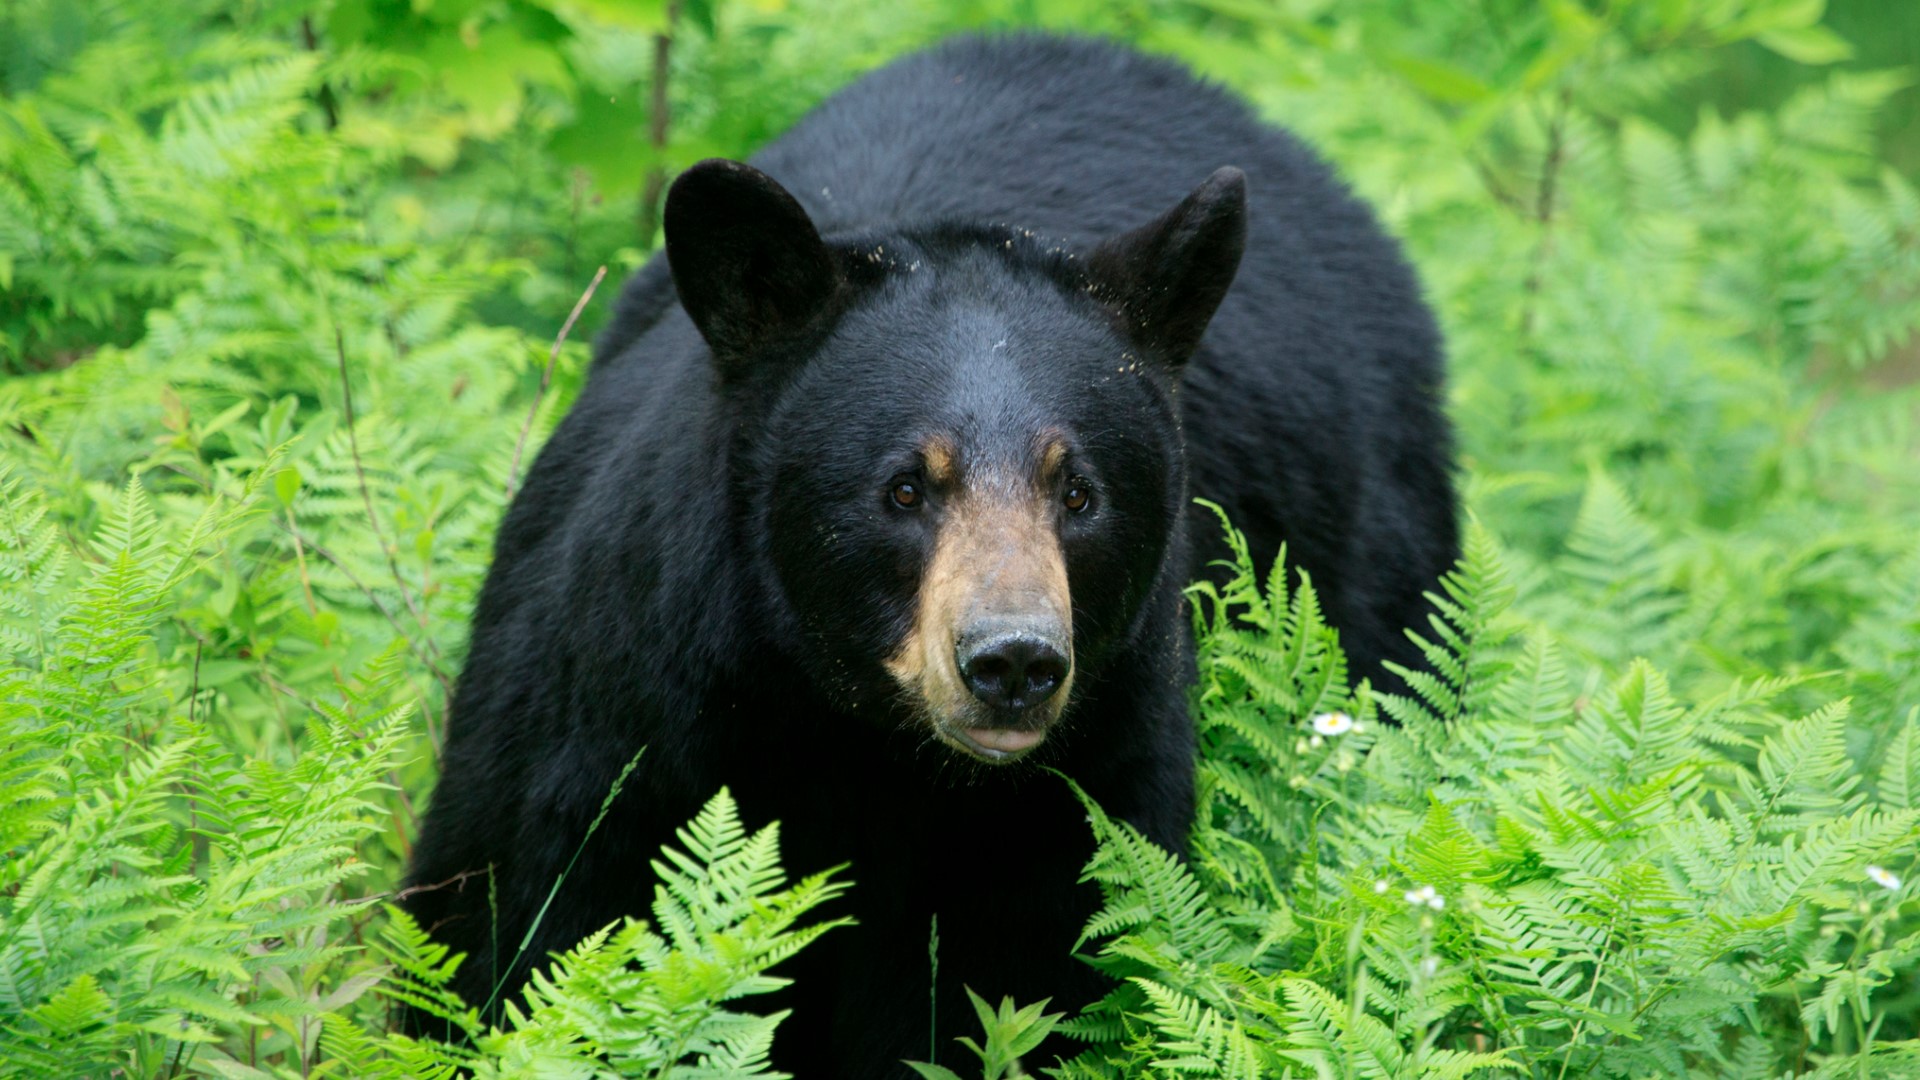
[940,723,1047,762]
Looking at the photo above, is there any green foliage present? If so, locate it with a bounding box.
[1056,523,1920,1078]
[907,990,1065,1080]
[336,789,848,1080]
[0,462,409,1078]
[1,0,1917,1075]
[0,489,846,1077]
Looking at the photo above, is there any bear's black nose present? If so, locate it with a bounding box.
[957,634,1069,711]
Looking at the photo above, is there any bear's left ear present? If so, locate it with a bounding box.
[1086,166,1247,368]
[665,159,843,378]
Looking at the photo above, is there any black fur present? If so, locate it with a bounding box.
[404,34,1455,1078]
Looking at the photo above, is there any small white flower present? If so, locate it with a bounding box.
[1427,895,1446,911]
[1373,879,1392,895]
[1309,734,1325,749]
[1311,711,1356,737]
[1405,884,1440,909]
[1419,956,1439,977]
[1867,865,1903,891]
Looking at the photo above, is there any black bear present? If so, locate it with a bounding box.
[404,33,1455,1078]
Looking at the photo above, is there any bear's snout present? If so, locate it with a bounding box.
[956,626,1070,712]
[881,462,1077,761]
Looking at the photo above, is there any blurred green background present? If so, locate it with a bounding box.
[1711,0,1919,174]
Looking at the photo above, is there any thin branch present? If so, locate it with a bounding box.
[1469,154,1529,216]
[188,638,202,726]
[1520,88,1572,341]
[386,866,493,904]
[276,519,457,699]
[332,327,442,658]
[284,505,333,651]
[1533,93,1570,228]
[410,670,443,753]
[637,0,682,240]
[299,18,340,131]
[505,265,607,502]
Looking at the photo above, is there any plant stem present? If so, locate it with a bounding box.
[332,327,443,662]
[506,265,607,503]
[638,1,682,241]
[1520,89,1571,341]
[300,17,339,131]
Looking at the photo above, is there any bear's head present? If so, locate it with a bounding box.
[665,159,1245,763]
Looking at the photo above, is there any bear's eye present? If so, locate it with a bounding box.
[890,479,923,509]
[1063,481,1092,514]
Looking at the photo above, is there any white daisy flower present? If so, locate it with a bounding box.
[1867,865,1902,891]
[1310,711,1356,737]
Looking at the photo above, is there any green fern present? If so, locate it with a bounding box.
[367,788,849,1080]
[3,0,1920,1075]
[1060,517,1920,1078]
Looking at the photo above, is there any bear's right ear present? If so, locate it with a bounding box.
[1085,166,1247,368]
[665,159,842,377]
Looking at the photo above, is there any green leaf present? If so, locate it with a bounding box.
[273,467,302,508]
[31,973,112,1034]
[1385,53,1495,104]
[422,26,572,121]
[1757,25,1856,64]
[548,88,655,195]
[543,0,672,32]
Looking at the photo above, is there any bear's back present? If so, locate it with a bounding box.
[754,35,1282,236]
[598,36,1348,351]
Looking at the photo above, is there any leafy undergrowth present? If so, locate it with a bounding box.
[6,475,1918,1077]
[1049,517,1920,1078]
